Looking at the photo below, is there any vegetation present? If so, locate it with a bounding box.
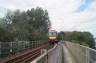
[0,7,95,49]
[58,31,95,49]
[0,7,51,42]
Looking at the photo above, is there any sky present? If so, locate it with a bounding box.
[0,0,96,37]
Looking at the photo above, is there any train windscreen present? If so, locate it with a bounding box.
[48,32,57,36]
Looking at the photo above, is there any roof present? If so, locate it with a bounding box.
[49,30,57,32]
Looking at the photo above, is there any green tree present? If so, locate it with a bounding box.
[58,31,95,48]
[0,7,51,41]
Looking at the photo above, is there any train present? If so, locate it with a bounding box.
[48,30,59,44]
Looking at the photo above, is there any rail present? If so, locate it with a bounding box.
[64,41,96,63]
[0,44,52,63]
[0,40,48,58]
[31,44,58,63]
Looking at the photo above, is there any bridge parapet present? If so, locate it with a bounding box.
[32,44,63,63]
[64,41,96,63]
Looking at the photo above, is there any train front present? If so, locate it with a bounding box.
[48,30,58,44]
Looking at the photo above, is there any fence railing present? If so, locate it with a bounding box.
[32,43,63,63]
[0,40,48,58]
[64,41,96,63]
[31,44,58,63]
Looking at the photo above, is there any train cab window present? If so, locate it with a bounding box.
[49,32,57,36]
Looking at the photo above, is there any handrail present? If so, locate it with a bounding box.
[64,41,96,63]
[31,44,57,63]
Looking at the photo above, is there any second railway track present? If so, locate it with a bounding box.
[0,44,53,63]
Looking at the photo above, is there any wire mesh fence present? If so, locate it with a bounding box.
[64,41,96,63]
[0,40,48,58]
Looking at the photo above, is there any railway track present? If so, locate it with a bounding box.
[0,44,53,63]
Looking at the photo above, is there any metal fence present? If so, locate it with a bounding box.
[64,41,96,63]
[0,40,48,58]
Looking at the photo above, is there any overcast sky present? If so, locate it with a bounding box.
[0,0,96,37]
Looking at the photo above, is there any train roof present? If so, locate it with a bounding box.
[49,30,57,32]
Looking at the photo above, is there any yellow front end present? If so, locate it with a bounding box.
[49,37,56,40]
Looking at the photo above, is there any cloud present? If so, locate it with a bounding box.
[0,7,9,17]
[75,0,95,12]
[0,0,96,37]
[89,1,96,10]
